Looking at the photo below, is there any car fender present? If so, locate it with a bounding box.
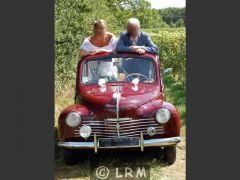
[58,104,90,140]
[136,100,181,136]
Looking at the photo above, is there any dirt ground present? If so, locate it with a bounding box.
[55,136,185,180]
[158,139,186,180]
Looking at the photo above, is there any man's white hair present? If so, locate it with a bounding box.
[127,18,140,27]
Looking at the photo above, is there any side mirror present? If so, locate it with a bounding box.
[162,68,173,76]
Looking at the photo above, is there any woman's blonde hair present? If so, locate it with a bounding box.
[93,19,107,29]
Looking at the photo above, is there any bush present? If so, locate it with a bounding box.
[149,28,186,85]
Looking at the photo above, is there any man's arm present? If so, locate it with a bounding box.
[116,33,133,53]
[142,35,159,55]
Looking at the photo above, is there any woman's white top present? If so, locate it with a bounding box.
[80,34,118,78]
[80,34,118,53]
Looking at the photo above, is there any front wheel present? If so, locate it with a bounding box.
[63,148,78,165]
[163,146,176,165]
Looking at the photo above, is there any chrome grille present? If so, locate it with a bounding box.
[74,118,165,138]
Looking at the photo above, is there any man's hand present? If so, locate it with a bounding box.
[130,46,146,54]
[130,46,142,51]
[134,48,146,54]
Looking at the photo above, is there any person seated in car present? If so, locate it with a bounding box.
[116,18,159,55]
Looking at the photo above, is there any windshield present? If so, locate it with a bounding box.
[82,57,155,84]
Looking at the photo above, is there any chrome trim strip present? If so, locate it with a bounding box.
[140,132,144,152]
[82,122,158,128]
[105,118,133,121]
[94,134,97,153]
[118,130,164,136]
[58,136,181,149]
[75,127,164,133]
[83,118,155,123]
[74,126,161,132]
[74,130,165,137]
[58,141,94,148]
[74,132,165,137]
[79,121,159,128]
[144,137,181,147]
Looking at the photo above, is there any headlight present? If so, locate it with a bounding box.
[65,112,81,127]
[79,125,92,139]
[156,108,171,124]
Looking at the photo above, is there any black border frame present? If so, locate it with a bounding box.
[187,0,240,179]
[0,0,54,179]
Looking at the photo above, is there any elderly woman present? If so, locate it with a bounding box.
[79,20,118,56]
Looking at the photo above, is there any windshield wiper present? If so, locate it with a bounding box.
[89,63,98,79]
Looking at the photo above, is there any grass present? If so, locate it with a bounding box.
[55,80,75,127]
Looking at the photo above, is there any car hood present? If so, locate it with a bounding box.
[79,83,161,118]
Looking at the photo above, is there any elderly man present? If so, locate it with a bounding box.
[116,18,158,55]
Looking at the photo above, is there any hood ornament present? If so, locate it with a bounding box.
[131,78,139,91]
[98,79,106,92]
[113,86,121,138]
[112,92,121,99]
[98,78,106,87]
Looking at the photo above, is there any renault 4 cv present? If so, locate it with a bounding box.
[58,52,181,165]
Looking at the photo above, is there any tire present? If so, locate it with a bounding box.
[63,148,78,165]
[163,146,176,165]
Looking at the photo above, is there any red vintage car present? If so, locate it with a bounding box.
[58,52,181,165]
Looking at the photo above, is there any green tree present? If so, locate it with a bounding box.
[159,7,185,27]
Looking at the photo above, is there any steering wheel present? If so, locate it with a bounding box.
[125,73,150,81]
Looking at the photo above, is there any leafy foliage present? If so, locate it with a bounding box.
[159,7,185,27]
[149,28,186,84]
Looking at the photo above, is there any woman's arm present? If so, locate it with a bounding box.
[79,38,97,57]
[79,49,96,57]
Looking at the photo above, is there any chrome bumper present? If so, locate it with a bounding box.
[58,136,181,152]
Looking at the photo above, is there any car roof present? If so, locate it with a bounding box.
[79,52,157,62]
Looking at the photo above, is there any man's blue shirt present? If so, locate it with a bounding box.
[116,31,159,55]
